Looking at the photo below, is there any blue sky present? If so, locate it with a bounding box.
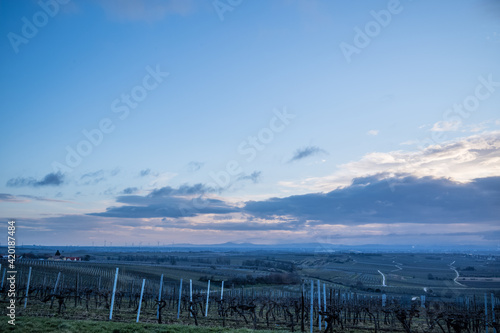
[1,0,499,247]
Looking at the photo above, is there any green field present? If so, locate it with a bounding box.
[0,316,292,333]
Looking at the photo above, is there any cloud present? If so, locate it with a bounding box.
[0,193,25,202]
[81,170,104,179]
[81,170,105,185]
[80,169,119,185]
[15,215,121,232]
[458,119,499,133]
[89,183,234,218]
[344,131,500,182]
[281,131,500,193]
[400,140,419,146]
[84,132,500,231]
[186,161,204,172]
[97,0,195,22]
[6,172,65,187]
[88,171,500,229]
[103,187,116,196]
[158,218,300,231]
[430,120,462,132]
[289,146,327,162]
[139,168,158,177]
[367,130,379,136]
[149,183,217,197]
[421,118,499,142]
[122,187,139,194]
[17,195,71,203]
[0,193,68,203]
[237,171,262,184]
[89,196,237,219]
[245,175,500,225]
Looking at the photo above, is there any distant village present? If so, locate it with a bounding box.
[2,250,87,261]
[47,250,82,261]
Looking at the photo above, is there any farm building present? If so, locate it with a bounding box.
[48,250,81,261]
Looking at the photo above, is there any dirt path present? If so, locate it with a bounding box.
[391,260,403,272]
[378,270,387,286]
[448,261,465,287]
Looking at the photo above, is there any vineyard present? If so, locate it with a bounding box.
[1,257,499,332]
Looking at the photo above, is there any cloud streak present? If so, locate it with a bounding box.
[186,161,204,172]
[0,193,25,202]
[149,183,217,197]
[79,169,120,185]
[121,187,138,194]
[289,146,327,162]
[6,172,65,187]
[0,193,69,203]
[237,171,262,184]
[430,120,462,132]
[139,169,153,177]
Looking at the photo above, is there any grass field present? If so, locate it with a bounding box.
[0,316,293,333]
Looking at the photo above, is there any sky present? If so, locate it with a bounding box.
[0,0,499,247]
